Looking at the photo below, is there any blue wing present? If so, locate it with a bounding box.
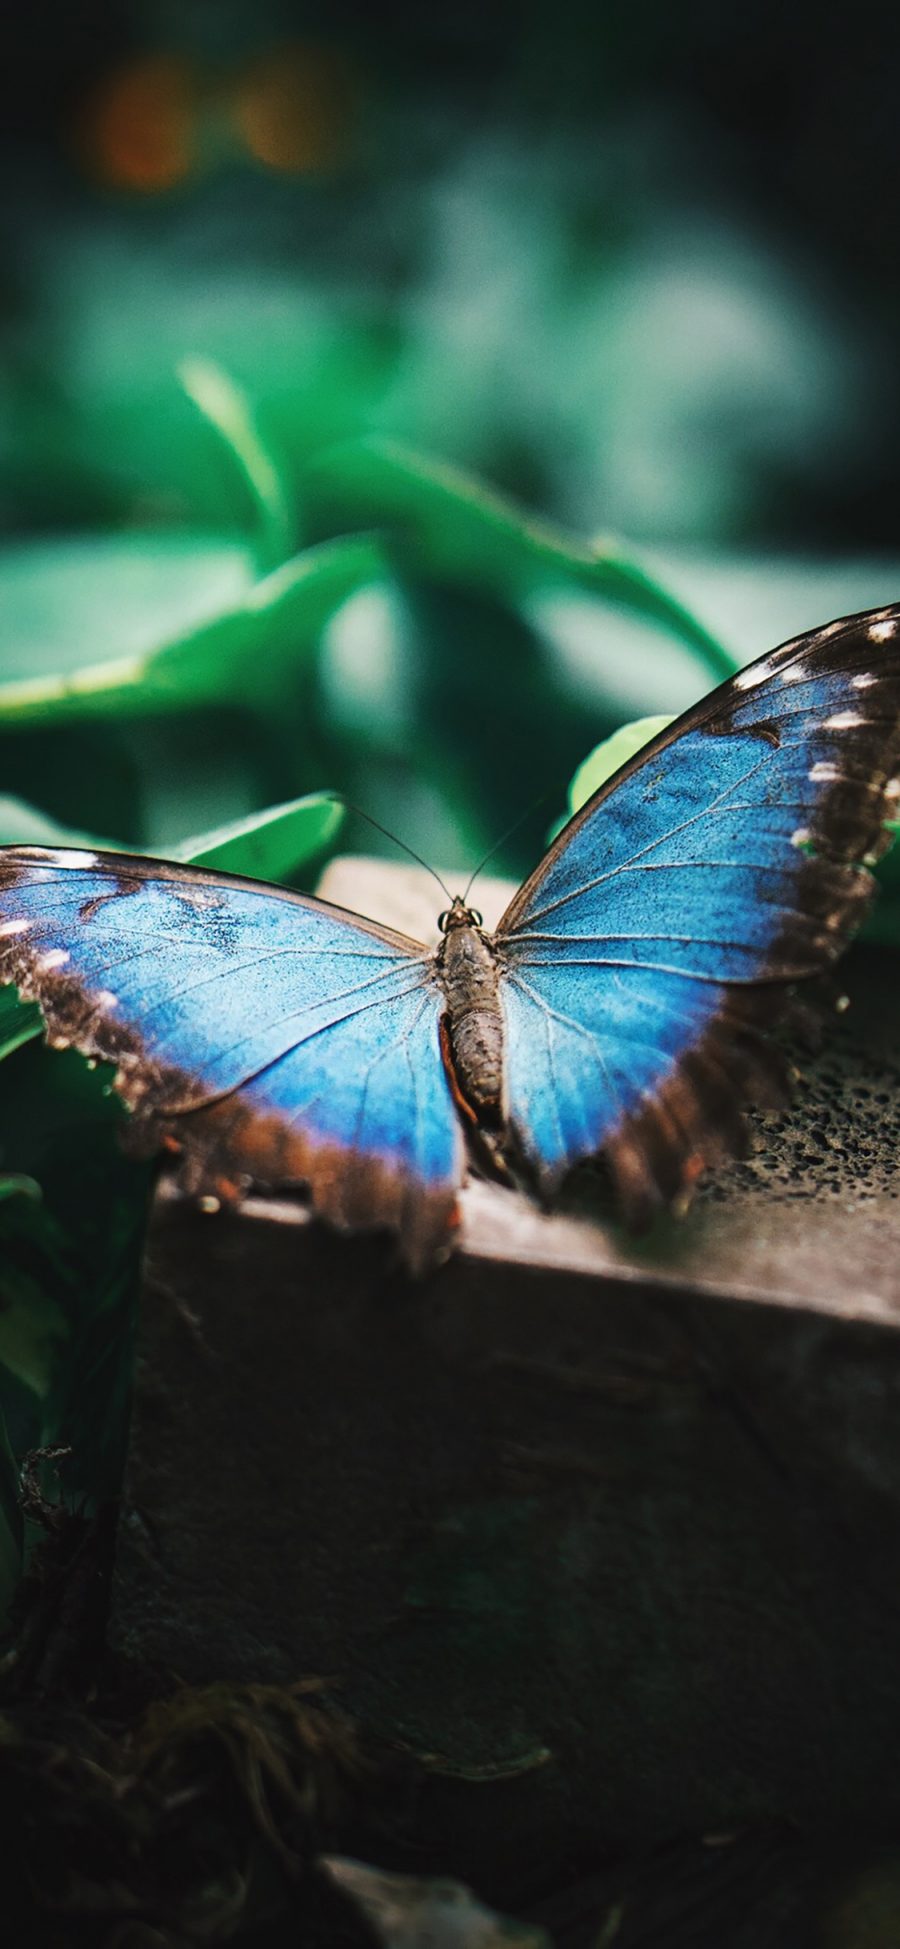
[495,604,900,1215]
[0,849,464,1269]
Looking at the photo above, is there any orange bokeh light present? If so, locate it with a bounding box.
[233,43,356,175]
[81,54,195,193]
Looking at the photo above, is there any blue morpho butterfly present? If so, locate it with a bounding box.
[0,603,898,1272]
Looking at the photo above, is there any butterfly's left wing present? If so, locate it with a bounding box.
[495,604,900,1216]
[0,848,464,1269]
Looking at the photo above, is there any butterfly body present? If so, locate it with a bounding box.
[0,603,898,1270]
[436,899,506,1129]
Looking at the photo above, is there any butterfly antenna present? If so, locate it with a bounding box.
[327,796,455,904]
[462,789,555,903]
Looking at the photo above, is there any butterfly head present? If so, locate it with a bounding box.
[437,896,484,934]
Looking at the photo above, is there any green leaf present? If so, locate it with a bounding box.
[0,1177,41,1205]
[178,356,295,572]
[865,821,900,947]
[567,714,674,815]
[0,794,106,851]
[0,533,256,686]
[0,533,385,727]
[0,1184,75,1455]
[309,438,736,683]
[0,784,344,883]
[0,1410,23,1627]
[0,1260,71,1402]
[176,790,345,878]
[0,987,42,1063]
[0,1042,151,1504]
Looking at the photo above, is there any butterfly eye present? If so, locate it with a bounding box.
[437,909,450,933]
[469,908,483,927]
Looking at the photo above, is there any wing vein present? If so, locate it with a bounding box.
[506,753,772,930]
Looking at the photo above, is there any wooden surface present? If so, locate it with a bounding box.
[110,859,900,1900]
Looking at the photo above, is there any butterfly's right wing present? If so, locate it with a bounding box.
[0,847,465,1270]
[495,605,900,1218]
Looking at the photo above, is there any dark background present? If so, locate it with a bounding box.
[2,0,899,548]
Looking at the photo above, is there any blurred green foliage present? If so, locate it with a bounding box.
[3,126,881,547]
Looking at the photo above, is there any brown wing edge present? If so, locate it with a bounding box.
[601,765,900,1226]
[130,1093,465,1279]
[0,852,463,1275]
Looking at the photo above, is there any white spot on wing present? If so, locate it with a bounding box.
[791,827,811,848]
[869,619,897,642]
[94,989,119,1009]
[809,761,841,783]
[885,778,900,802]
[824,710,866,729]
[734,661,774,691]
[779,664,807,684]
[33,848,99,869]
[38,949,69,971]
[852,672,877,689]
[0,918,30,937]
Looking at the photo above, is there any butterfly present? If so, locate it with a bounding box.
[0,603,898,1272]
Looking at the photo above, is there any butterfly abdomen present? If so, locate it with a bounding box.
[438,915,505,1129]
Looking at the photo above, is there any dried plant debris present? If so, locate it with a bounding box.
[0,1680,364,1945]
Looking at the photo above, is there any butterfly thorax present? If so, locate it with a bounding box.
[437,901,505,1129]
